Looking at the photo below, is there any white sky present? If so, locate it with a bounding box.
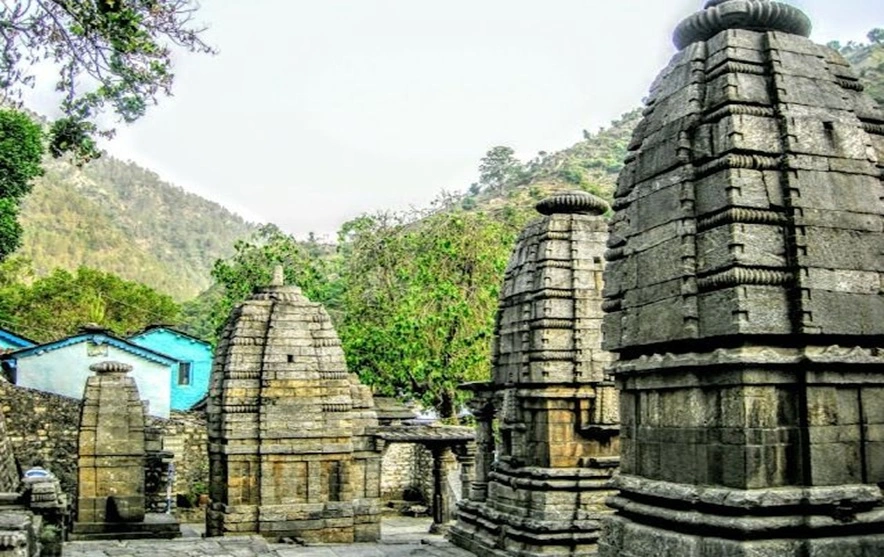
[25,0,884,239]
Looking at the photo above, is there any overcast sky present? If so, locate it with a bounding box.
[27,0,884,239]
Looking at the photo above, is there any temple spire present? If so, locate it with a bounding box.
[270,265,284,287]
[673,0,811,49]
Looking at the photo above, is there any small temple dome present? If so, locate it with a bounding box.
[674,0,812,49]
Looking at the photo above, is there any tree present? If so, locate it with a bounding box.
[0,109,44,259]
[338,209,517,419]
[0,266,180,341]
[1,0,214,162]
[869,28,884,45]
[205,224,340,341]
[478,146,525,192]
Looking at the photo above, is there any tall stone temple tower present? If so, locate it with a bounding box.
[600,1,884,556]
[206,269,382,543]
[451,191,620,556]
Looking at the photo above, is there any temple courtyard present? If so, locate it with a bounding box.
[63,518,474,557]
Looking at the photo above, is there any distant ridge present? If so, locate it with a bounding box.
[17,153,257,300]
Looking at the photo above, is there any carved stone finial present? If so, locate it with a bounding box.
[89,361,133,375]
[674,0,812,50]
[271,265,285,287]
[535,191,610,216]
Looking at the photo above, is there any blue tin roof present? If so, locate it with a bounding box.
[0,327,36,349]
[1,331,179,366]
[128,325,212,347]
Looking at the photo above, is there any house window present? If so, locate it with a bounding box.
[178,362,192,386]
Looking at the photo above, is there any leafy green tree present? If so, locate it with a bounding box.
[0,110,44,260]
[0,266,180,341]
[205,224,340,341]
[478,146,525,192]
[338,209,517,419]
[1,0,214,162]
[869,28,884,45]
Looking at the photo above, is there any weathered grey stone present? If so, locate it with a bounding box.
[206,272,383,543]
[451,191,619,556]
[600,1,884,556]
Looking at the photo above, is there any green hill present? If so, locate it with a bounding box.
[17,154,256,300]
[838,36,884,105]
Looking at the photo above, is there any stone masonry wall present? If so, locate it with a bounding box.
[154,411,209,507]
[381,443,423,501]
[0,381,80,494]
[380,443,461,517]
[381,443,443,505]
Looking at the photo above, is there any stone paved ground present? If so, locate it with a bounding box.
[64,518,476,557]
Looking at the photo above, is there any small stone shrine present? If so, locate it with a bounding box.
[72,361,179,540]
[206,268,383,542]
[451,191,620,556]
[600,1,884,556]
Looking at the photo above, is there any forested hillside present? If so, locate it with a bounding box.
[833,32,884,105]
[17,154,256,300]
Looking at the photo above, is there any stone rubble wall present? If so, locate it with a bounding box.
[381,443,425,502]
[0,381,79,495]
[380,443,460,511]
[152,411,209,506]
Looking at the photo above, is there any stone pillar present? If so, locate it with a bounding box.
[599,2,884,556]
[75,361,146,526]
[429,445,458,533]
[467,396,494,503]
[431,447,446,527]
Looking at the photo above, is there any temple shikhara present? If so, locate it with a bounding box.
[206,268,383,542]
[599,0,884,555]
[451,191,620,556]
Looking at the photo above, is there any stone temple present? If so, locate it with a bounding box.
[600,1,884,555]
[73,361,178,540]
[451,191,620,556]
[206,269,382,542]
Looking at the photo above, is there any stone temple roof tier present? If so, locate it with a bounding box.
[535,190,610,216]
[674,0,812,50]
